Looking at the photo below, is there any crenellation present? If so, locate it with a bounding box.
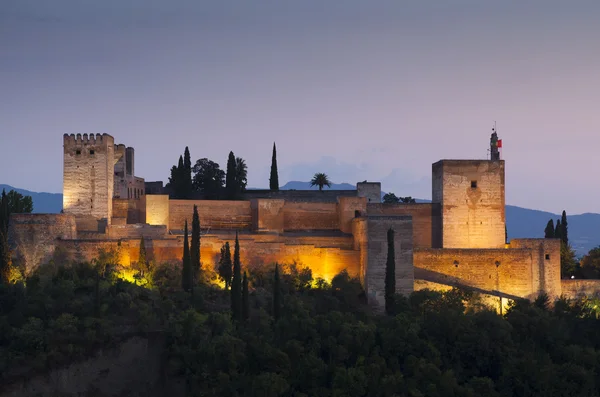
[10,131,587,311]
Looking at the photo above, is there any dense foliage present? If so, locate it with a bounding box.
[2,248,600,396]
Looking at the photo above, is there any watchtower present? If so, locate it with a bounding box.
[63,133,115,223]
[432,158,506,249]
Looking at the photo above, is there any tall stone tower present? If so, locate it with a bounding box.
[432,159,506,249]
[63,134,115,222]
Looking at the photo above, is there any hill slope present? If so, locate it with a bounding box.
[0,184,62,214]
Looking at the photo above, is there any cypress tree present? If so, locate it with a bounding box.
[269,142,279,191]
[242,271,249,322]
[139,236,147,273]
[191,205,201,283]
[544,219,555,238]
[181,220,192,292]
[273,263,281,320]
[218,242,233,290]
[561,210,569,245]
[555,219,562,241]
[0,190,10,284]
[176,155,185,198]
[183,147,192,198]
[385,227,396,315]
[231,231,242,321]
[225,151,237,200]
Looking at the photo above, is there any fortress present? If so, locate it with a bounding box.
[9,132,594,310]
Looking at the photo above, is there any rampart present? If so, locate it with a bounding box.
[561,280,600,299]
[8,214,77,274]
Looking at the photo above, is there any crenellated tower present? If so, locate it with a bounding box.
[63,133,115,223]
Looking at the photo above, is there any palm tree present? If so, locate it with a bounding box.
[310,173,332,191]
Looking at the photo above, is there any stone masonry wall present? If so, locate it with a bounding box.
[8,214,77,274]
[414,245,555,302]
[251,199,285,233]
[63,134,114,222]
[338,197,367,234]
[510,238,561,300]
[146,195,169,227]
[433,160,505,249]
[561,280,600,299]
[169,200,252,231]
[367,203,441,248]
[362,216,414,310]
[283,202,339,230]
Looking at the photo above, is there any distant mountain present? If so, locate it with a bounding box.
[0,184,62,214]
[4,182,599,256]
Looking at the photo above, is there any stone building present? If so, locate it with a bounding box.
[10,132,591,311]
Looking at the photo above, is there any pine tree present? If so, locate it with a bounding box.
[191,205,201,283]
[273,263,281,320]
[544,219,555,238]
[561,210,568,246]
[218,242,233,290]
[181,220,192,292]
[242,271,249,322]
[269,142,279,191]
[231,231,242,321]
[555,219,562,241]
[225,151,237,200]
[385,227,396,315]
[139,236,147,273]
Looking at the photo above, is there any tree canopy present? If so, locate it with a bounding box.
[310,173,332,191]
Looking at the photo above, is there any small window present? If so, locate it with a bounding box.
[471,180,477,188]
[453,260,459,267]
[545,254,550,260]
[76,150,81,155]
[90,149,95,155]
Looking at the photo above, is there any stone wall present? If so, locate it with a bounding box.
[283,202,339,231]
[112,197,145,225]
[354,215,414,310]
[433,160,505,249]
[413,240,560,302]
[338,197,367,234]
[357,182,381,203]
[244,189,357,203]
[251,199,285,232]
[561,280,600,299]
[63,133,115,222]
[146,195,170,227]
[169,200,252,231]
[107,224,168,240]
[8,214,77,274]
[367,203,441,248]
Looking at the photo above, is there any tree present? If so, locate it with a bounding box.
[273,263,281,320]
[138,236,147,273]
[192,158,225,199]
[0,190,11,284]
[225,151,237,200]
[561,243,578,278]
[231,231,242,321]
[6,190,33,213]
[383,193,400,203]
[544,219,555,238]
[183,146,193,198]
[181,220,192,292]
[242,271,249,321]
[269,142,279,191]
[555,219,562,241]
[580,246,600,278]
[218,242,233,290]
[235,157,248,195]
[385,227,395,315]
[191,205,201,283]
[310,173,331,191]
[399,196,416,203]
[561,210,569,246]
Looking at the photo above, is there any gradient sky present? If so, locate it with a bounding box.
[1,1,599,214]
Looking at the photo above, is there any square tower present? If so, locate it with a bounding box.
[63,133,115,222]
[432,160,505,248]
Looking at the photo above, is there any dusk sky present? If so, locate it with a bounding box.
[1,1,599,214]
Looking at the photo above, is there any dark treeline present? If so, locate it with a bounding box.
[167,143,279,200]
[2,237,600,395]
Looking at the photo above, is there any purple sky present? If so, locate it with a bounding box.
[1,1,599,214]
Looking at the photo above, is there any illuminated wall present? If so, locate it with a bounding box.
[433,160,506,249]
[146,195,169,227]
[561,280,600,299]
[169,200,252,231]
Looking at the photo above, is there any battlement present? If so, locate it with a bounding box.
[64,133,114,146]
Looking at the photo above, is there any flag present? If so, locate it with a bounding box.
[497,139,502,148]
